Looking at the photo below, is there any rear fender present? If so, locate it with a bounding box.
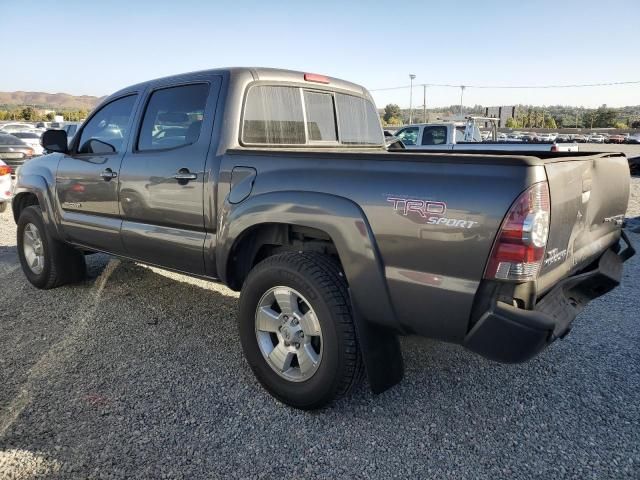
[218,191,396,327]
[217,191,404,393]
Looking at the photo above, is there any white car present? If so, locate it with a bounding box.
[0,160,12,213]
[537,133,554,143]
[0,123,35,134]
[10,131,44,155]
[589,133,605,143]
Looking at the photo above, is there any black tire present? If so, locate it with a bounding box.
[0,202,6,213]
[239,252,364,409]
[17,205,86,289]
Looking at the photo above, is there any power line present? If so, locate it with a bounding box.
[370,80,640,92]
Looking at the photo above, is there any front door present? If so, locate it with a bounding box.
[56,93,139,253]
[118,76,221,275]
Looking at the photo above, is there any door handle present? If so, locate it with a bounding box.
[100,169,117,180]
[173,169,197,183]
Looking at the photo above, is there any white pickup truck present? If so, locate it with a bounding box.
[394,117,579,153]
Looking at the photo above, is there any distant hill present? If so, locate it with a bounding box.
[0,91,104,110]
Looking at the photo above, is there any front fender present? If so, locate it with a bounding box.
[217,191,398,330]
[12,173,63,240]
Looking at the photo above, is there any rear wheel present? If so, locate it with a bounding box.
[17,206,86,289]
[239,252,364,409]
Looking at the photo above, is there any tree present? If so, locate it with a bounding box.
[613,122,627,130]
[385,116,403,126]
[544,117,557,129]
[593,106,616,128]
[45,112,56,121]
[505,117,519,128]
[21,106,36,121]
[631,120,640,129]
[383,104,401,123]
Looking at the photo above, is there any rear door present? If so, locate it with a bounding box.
[118,75,221,275]
[56,93,140,253]
[537,154,630,293]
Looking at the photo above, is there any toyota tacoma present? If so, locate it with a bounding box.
[12,67,635,409]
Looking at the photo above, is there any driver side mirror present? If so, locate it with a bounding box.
[41,129,69,154]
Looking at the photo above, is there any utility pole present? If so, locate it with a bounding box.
[460,86,466,115]
[409,74,416,124]
[422,84,427,123]
[575,112,579,128]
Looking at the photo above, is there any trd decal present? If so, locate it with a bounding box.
[387,196,477,229]
[544,248,568,266]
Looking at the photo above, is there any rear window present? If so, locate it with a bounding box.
[13,132,40,139]
[242,85,382,146]
[243,86,305,144]
[303,91,337,142]
[335,93,382,145]
[0,135,25,145]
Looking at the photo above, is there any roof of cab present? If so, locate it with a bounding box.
[106,67,369,102]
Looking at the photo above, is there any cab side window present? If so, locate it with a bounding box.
[395,127,419,146]
[77,95,137,154]
[137,83,210,151]
[421,126,447,145]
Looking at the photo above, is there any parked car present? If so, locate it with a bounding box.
[0,134,35,174]
[556,134,571,143]
[625,133,640,144]
[395,122,578,152]
[536,133,553,142]
[589,133,606,143]
[0,123,35,134]
[521,132,538,142]
[0,160,12,213]
[506,133,523,142]
[12,67,633,409]
[607,134,625,144]
[10,131,44,155]
[571,134,588,143]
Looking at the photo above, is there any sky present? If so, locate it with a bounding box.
[2,0,639,108]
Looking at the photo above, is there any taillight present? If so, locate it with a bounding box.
[484,182,550,282]
[550,144,558,152]
[0,165,11,176]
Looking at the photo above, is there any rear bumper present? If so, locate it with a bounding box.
[464,231,635,363]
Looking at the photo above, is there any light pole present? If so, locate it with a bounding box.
[409,74,416,124]
[423,84,427,123]
[459,85,466,115]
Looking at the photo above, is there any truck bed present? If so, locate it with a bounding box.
[224,148,629,342]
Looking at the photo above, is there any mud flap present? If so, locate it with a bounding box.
[350,290,404,394]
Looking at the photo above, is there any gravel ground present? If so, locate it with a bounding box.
[0,180,639,479]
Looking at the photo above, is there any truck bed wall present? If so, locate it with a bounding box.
[220,149,546,341]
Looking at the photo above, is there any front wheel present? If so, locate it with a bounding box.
[239,252,364,409]
[17,206,86,289]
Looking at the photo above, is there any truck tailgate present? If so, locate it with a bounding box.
[538,153,630,294]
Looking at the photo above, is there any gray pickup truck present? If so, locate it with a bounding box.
[12,67,634,409]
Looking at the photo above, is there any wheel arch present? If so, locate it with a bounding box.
[12,175,63,240]
[217,191,397,330]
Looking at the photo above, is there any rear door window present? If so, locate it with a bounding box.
[422,126,447,145]
[137,83,209,151]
